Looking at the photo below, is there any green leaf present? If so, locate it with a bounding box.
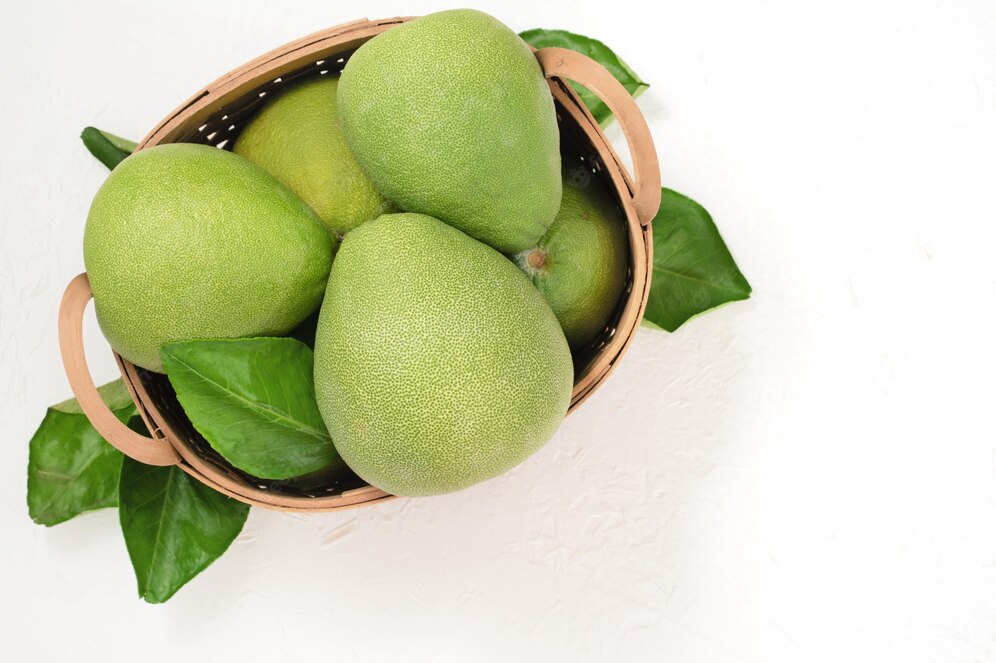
[27,380,135,526]
[50,379,134,414]
[160,337,346,480]
[80,127,136,170]
[644,189,751,332]
[119,457,249,604]
[519,29,648,126]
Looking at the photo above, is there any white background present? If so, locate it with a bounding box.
[3,0,996,660]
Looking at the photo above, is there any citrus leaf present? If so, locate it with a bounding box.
[50,379,134,414]
[27,380,135,526]
[645,189,751,332]
[160,337,347,480]
[119,457,249,604]
[80,127,136,170]
[519,29,648,126]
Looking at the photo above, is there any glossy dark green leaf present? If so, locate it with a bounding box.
[519,29,648,126]
[119,457,249,603]
[160,337,346,480]
[644,189,751,332]
[27,380,135,526]
[50,379,135,414]
[80,126,136,170]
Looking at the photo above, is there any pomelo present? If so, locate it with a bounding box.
[336,9,562,254]
[514,162,629,350]
[233,76,392,238]
[313,213,573,496]
[84,143,333,372]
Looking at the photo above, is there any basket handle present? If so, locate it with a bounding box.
[58,273,180,466]
[536,47,661,226]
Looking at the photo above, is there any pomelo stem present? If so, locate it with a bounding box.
[526,249,547,269]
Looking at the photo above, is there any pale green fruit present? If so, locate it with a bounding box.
[233,76,392,237]
[337,9,561,254]
[313,213,572,497]
[84,143,333,372]
[514,163,629,350]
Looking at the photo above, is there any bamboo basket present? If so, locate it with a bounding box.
[58,17,661,512]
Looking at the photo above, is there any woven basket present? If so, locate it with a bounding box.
[58,17,661,512]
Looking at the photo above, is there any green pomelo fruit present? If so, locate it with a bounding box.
[514,163,629,350]
[84,144,334,372]
[233,76,392,238]
[337,9,562,254]
[313,213,573,496]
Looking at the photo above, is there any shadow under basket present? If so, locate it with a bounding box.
[58,17,661,512]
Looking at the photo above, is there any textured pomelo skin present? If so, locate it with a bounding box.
[337,9,562,254]
[233,76,392,238]
[313,213,573,497]
[84,144,334,372]
[514,163,629,350]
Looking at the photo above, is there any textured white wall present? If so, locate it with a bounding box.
[3,0,996,660]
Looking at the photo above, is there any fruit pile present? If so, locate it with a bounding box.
[29,9,750,603]
[83,9,630,497]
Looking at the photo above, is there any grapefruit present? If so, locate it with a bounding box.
[514,162,629,350]
[233,76,392,238]
[313,213,572,496]
[84,144,333,372]
[336,9,562,254]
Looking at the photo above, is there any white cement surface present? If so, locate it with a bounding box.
[3,1,996,660]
